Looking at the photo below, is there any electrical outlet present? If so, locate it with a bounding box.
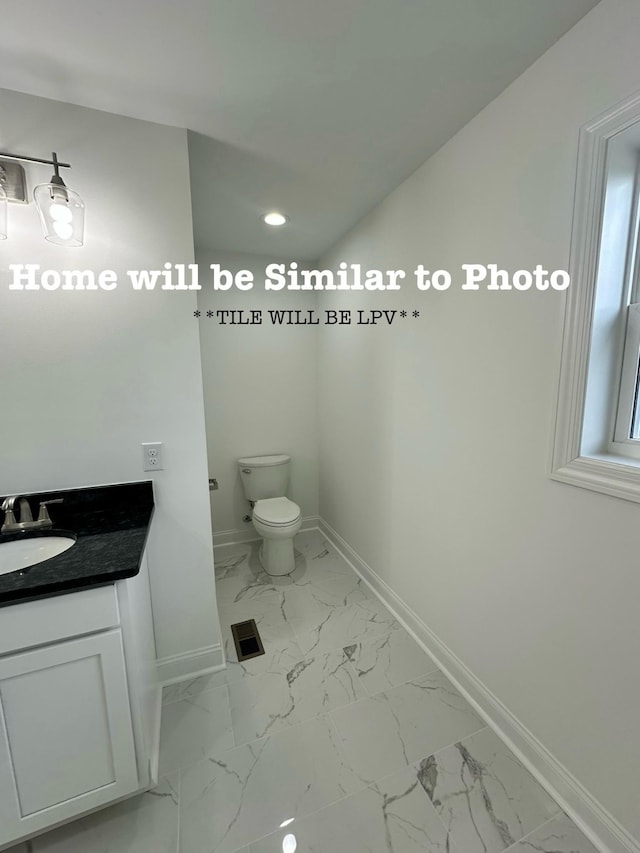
[142,442,164,471]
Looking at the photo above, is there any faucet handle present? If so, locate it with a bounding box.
[37,498,63,524]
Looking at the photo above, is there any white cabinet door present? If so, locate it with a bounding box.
[0,630,139,845]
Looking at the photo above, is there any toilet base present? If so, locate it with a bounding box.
[259,537,295,576]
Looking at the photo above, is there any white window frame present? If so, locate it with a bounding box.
[613,304,640,453]
[552,90,640,502]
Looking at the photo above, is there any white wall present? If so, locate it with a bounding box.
[196,251,319,537]
[318,0,640,841]
[0,89,220,674]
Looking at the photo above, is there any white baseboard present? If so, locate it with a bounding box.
[319,518,639,853]
[157,643,225,685]
[212,526,258,547]
[212,515,320,548]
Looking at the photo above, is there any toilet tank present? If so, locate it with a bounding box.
[238,454,291,501]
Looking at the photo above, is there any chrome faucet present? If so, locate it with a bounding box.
[1,496,63,534]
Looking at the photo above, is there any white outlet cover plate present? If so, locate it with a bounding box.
[142,442,164,471]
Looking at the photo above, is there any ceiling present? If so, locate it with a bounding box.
[1,0,601,260]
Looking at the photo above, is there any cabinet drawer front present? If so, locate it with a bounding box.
[0,586,119,655]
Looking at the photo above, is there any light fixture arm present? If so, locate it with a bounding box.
[0,149,84,245]
[0,151,72,170]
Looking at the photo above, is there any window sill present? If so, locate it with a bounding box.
[551,453,640,502]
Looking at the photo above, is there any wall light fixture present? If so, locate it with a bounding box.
[0,151,84,246]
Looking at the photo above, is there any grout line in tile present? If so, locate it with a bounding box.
[357,669,436,699]
[162,694,184,708]
[409,763,465,853]
[419,721,491,762]
[326,680,491,793]
[341,636,442,699]
[170,680,230,705]
[501,812,566,852]
[366,756,459,849]
[409,724,563,853]
[424,719,562,814]
[235,782,360,851]
[178,709,342,774]
[236,731,461,853]
[228,657,375,748]
[339,655,369,698]
[438,715,490,744]
[229,688,368,750]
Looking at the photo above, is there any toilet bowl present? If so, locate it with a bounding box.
[252,497,302,576]
[237,454,302,576]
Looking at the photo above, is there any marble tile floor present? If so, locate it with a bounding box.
[8,531,601,853]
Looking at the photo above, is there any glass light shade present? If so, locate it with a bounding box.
[0,183,7,240]
[34,182,84,246]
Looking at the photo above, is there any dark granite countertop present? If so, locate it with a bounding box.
[0,482,154,607]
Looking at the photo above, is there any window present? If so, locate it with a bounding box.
[552,90,640,502]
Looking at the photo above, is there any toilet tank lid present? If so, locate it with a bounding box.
[238,454,290,468]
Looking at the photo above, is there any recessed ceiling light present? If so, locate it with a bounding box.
[262,211,288,227]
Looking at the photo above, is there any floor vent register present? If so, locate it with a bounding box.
[230,618,265,661]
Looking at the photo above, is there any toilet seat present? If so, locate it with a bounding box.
[253,497,301,527]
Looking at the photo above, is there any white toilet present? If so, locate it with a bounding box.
[238,454,302,576]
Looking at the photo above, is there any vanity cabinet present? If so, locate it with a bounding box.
[0,556,160,851]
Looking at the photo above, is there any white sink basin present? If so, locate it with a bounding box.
[0,535,76,576]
